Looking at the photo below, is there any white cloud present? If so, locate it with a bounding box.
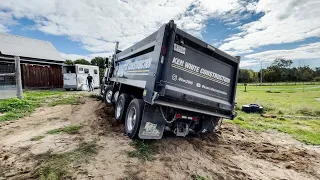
[240,60,261,67]
[60,52,113,61]
[0,11,17,32]
[220,0,320,54]
[245,42,320,61]
[225,49,254,57]
[1,0,246,53]
[0,24,8,33]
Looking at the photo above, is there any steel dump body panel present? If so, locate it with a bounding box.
[112,23,239,118]
[162,47,234,105]
[113,52,153,81]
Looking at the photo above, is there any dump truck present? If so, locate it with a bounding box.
[101,20,240,139]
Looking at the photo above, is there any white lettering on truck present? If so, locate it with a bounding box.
[171,57,231,85]
[185,62,200,72]
[172,57,184,66]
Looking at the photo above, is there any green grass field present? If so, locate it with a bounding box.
[0,90,80,122]
[229,84,320,145]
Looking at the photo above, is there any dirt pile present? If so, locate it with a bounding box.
[0,97,319,180]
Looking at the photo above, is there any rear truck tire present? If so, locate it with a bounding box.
[65,89,71,91]
[115,93,131,121]
[125,99,145,139]
[113,91,120,103]
[103,85,114,105]
[100,85,105,97]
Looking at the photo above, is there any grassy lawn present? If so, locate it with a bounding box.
[127,140,157,161]
[37,141,98,179]
[229,84,320,145]
[46,125,83,135]
[0,90,81,122]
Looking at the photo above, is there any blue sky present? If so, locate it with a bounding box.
[1,0,319,71]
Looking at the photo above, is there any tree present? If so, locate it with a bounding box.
[314,77,320,82]
[238,69,255,83]
[314,67,320,77]
[267,58,294,82]
[238,62,318,83]
[64,59,74,65]
[272,58,293,68]
[263,68,278,82]
[299,66,313,82]
[74,59,91,65]
[91,57,105,69]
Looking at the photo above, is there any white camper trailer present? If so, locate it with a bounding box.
[63,64,100,91]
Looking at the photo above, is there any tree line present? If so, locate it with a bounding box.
[238,58,320,83]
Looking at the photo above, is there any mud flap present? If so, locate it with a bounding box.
[138,104,165,139]
[199,116,215,133]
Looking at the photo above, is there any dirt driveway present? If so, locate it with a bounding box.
[0,97,319,180]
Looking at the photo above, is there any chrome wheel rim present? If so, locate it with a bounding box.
[127,107,136,132]
[106,90,113,103]
[114,91,119,103]
[116,100,122,119]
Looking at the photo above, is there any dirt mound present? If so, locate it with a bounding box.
[123,125,320,180]
[0,97,319,180]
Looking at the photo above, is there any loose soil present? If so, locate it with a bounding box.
[0,97,319,180]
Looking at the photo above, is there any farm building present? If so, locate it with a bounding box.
[0,33,64,88]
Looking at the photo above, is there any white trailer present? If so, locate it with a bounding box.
[63,64,100,91]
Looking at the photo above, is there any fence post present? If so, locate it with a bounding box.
[15,56,23,99]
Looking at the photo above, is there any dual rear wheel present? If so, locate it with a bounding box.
[117,96,144,139]
[103,87,144,139]
[124,99,144,139]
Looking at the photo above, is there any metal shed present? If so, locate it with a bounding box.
[0,33,64,88]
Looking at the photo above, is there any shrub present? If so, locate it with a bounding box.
[0,98,37,113]
[297,108,320,117]
[313,77,320,82]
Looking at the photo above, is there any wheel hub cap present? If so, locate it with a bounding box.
[116,100,122,118]
[106,90,112,103]
[127,107,136,132]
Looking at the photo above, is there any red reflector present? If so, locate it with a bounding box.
[161,45,167,55]
[175,114,182,119]
[192,117,199,121]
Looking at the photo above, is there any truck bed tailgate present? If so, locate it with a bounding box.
[160,29,239,112]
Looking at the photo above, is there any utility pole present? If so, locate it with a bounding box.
[260,61,263,84]
[15,56,23,99]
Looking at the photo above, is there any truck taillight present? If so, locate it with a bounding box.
[175,114,182,119]
[161,45,167,55]
[192,117,199,121]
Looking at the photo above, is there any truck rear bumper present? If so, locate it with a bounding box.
[153,100,232,119]
[164,84,232,110]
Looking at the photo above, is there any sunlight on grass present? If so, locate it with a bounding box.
[127,140,157,161]
[232,84,320,144]
[37,141,98,180]
[46,125,83,135]
[0,90,67,122]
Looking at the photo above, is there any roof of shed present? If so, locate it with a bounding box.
[0,33,64,62]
